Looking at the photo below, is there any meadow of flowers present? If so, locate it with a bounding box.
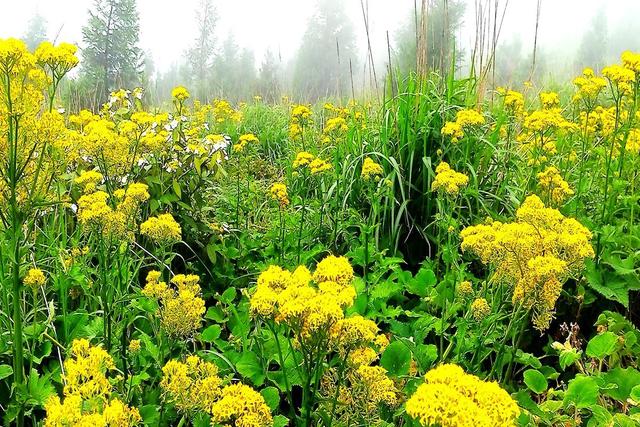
[0,37,639,427]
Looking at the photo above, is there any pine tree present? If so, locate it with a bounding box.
[187,0,217,102]
[81,0,143,105]
[23,13,48,51]
[258,49,281,103]
[292,0,358,101]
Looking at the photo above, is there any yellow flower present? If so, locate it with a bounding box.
[161,355,223,414]
[622,50,640,73]
[461,194,594,330]
[269,182,289,207]
[441,121,464,143]
[24,268,46,289]
[471,298,490,320]
[455,109,485,127]
[406,364,520,427]
[361,157,384,181]
[537,166,574,205]
[291,104,312,124]
[128,339,141,353]
[431,162,468,196]
[309,157,332,175]
[140,213,182,244]
[171,86,190,102]
[603,64,636,96]
[457,281,473,298]
[540,91,560,109]
[211,383,273,427]
[293,151,315,169]
[313,255,354,287]
[74,170,103,193]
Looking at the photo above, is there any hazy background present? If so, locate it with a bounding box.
[1,0,639,107]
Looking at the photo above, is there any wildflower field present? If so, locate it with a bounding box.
[1,25,640,427]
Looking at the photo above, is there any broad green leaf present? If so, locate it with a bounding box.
[0,364,13,380]
[601,367,640,401]
[200,325,221,343]
[586,332,618,359]
[563,375,599,409]
[260,386,280,411]
[523,369,547,394]
[380,340,411,376]
[236,351,265,386]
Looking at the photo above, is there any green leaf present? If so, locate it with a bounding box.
[205,306,227,322]
[0,364,13,380]
[380,340,411,376]
[630,385,640,402]
[273,415,289,427]
[172,179,181,198]
[601,367,640,402]
[523,369,547,394]
[260,386,280,411]
[139,404,160,425]
[405,267,436,297]
[563,375,599,409]
[586,332,618,359]
[220,287,237,304]
[413,344,437,372]
[200,325,221,343]
[236,351,265,386]
[559,349,582,371]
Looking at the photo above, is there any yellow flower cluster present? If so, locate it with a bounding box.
[470,297,490,320]
[536,166,574,205]
[361,157,384,181]
[77,182,149,240]
[627,128,640,154]
[292,151,332,175]
[269,182,289,207]
[142,271,206,338]
[140,213,182,245]
[233,133,259,153]
[320,336,395,423]
[501,89,525,115]
[161,355,223,414]
[455,109,485,127]
[441,121,464,143]
[457,281,474,298]
[44,339,141,426]
[441,109,485,143]
[250,256,358,343]
[460,195,594,330]
[211,383,273,427]
[621,50,640,73]
[323,116,349,143]
[539,91,560,109]
[74,170,103,193]
[171,86,190,102]
[212,99,242,123]
[291,104,312,124]
[23,267,46,289]
[603,64,636,96]
[573,68,607,104]
[406,364,519,427]
[34,41,79,76]
[523,108,576,133]
[431,162,469,196]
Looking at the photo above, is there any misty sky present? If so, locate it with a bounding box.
[1,0,639,74]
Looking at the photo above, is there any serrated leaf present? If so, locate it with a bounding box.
[563,375,599,409]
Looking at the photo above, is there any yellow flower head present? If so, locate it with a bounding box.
[140,213,182,245]
[431,162,468,196]
[171,86,190,102]
[269,182,289,207]
[24,268,46,289]
[361,157,384,181]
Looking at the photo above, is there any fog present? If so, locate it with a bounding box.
[1,0,639,104]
